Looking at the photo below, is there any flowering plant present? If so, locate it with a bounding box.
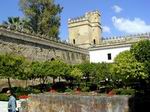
[18,95,29,99]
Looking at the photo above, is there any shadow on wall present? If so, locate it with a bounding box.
[128,93,150,112]
[128,81,150,112]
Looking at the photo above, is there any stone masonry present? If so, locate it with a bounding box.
[0,27,88,64]
[26,94,129,112]
[68,10,102,48]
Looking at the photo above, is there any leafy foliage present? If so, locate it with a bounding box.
[0,53,26,89]
[131,39,150,80]
[0,53,26,79]
[2,17,31,33]
[93,63,112,83]
[77,61,94,80]
[131,39,150,63]
[30,61,45,80]
[114,88,135,95]
[0,93,9,101]
[44,60,68,80]
[2,17,22,30]
[70,67,83,82]
[19,0,63,39]
[112,50,148,86]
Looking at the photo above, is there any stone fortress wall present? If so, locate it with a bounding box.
[101,33,150,44]
[95,32,150,48]
[0,27,88,64]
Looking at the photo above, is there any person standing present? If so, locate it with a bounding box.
[7,90,17,112]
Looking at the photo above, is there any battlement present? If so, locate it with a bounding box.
[101,32,150,45]
[0,25,88,52]
[85,10,100,16]
[68,10,100,24]
[68,16,88,24]
[68,10,102,48]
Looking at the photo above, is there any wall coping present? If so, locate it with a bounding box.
[0,27,88,55]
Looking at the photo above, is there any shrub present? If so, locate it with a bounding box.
[18,95,29,99]
[0,93,9,101]
[65,88,72,92]
[114,88,135,95]
[81,87,90,92]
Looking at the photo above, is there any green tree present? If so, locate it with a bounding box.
[112,50,148,87]
[21,60,32,87]
[70,67,83,87]
[0,53,26,90]
[93,63,112,87]
[19,0,63,39]
[30,61,46,83]
[78,61,94,81]
[30,61,48,92]
[131,39,150,63]
[131,40,150,86]
[77,61,95,89]
[43,60,68,83]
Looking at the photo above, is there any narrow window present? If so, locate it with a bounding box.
[93,39,96,44]
[73,39,75,44]
[108,53,111,60]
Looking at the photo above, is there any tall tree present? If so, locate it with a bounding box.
[19,0,63,39]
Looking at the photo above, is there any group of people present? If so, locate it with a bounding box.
[6,90,17,112]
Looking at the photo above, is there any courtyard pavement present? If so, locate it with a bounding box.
[0,101,8,112]
[0,100,20,112]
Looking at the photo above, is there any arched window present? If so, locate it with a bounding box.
[93,39,96,44]
[73,39,75,44]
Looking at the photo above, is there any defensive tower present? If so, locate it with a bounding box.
[68,10,102,48]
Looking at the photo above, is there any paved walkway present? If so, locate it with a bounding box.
[0,101,8,112]
[0,101,21,112]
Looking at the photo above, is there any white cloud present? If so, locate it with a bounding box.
[112,5,122,13]
[112,16,150,34]
[102,26,111,33]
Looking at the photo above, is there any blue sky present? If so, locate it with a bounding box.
[0,0,150,40]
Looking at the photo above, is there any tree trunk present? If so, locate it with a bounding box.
[39,78,43,93]
[25,79,28,88]
[53,78,55,84]
[59,76,61,82]
[7,78,12,90]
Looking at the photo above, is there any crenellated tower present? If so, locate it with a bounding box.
[68,10,102,48]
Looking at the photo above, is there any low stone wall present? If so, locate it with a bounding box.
[27,93,129,112]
